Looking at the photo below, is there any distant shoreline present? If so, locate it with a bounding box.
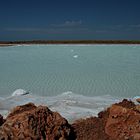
[0,40,140,47]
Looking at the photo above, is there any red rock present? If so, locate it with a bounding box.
[105,102,140,139]
[72,117,110,140]
[0,103,74,140]
[1,99,140,140]
[73,99,140,140]
[114,99,136,109]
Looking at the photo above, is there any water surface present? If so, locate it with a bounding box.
[0,44,140,121]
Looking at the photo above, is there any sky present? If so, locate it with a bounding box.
[0,0,140,41]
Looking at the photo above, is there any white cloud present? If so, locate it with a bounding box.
[5,20,83,33]
[4,20,85,34]
[51,20,82,28]
[5,26,90,35]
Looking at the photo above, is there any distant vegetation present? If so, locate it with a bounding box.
[0,40,140,45]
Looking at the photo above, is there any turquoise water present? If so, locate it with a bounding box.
[0,44,140,98]
[0,44,140,121]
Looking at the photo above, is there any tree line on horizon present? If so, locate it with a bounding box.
[0,40,140,44]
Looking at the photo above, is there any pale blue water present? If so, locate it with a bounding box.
[0,44,140,121]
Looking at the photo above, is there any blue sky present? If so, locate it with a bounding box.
[0,0,140,41]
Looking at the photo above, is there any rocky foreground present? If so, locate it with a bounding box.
[0,99,140,140]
